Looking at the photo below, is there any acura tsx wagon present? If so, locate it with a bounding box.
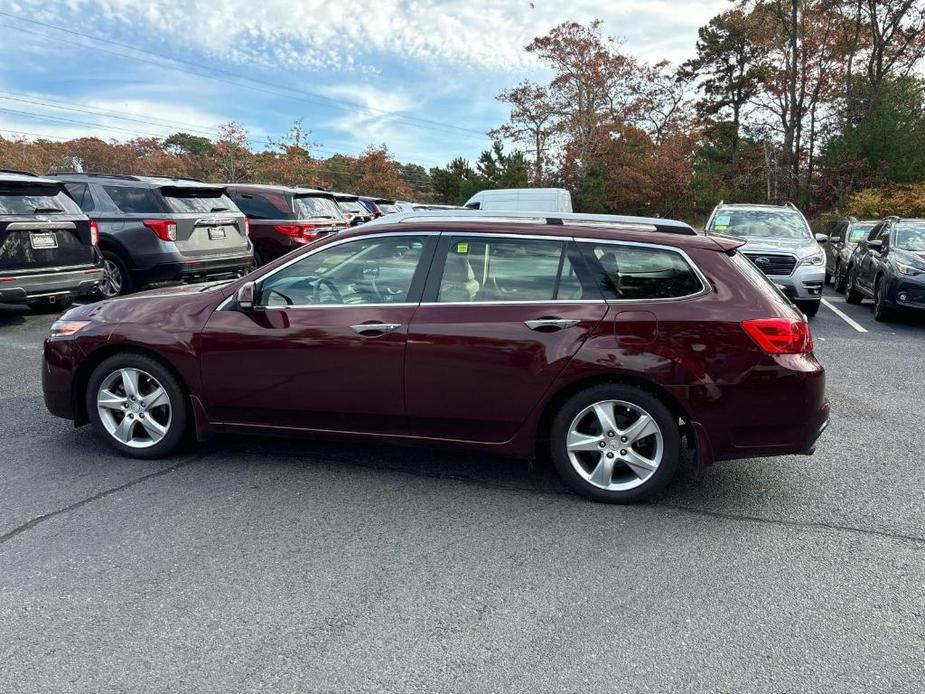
[42,212,829,503]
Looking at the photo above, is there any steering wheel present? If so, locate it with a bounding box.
[312,278,343,304]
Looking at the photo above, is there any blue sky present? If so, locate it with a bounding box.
[0,0,725,168]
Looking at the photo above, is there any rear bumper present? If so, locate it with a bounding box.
[134,251,254,286]
[0,266,103,303]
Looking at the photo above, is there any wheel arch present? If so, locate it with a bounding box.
[72,344,195,430]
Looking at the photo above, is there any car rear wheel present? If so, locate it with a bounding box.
[550,384,681,503]
[86,354,187,459]
[844,267,864,304]
[98,251,132,298]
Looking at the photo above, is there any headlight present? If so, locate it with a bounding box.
[49,320,91,338]
[798,251,825,267]
[896,261,923,276]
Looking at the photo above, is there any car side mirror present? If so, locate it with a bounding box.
[815,233,829,243]
[235,281,256,310]
[867,239,883,251]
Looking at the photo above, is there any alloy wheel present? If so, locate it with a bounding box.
[565,399,664,492]
[100,258,123,297]
[96,368,172,448]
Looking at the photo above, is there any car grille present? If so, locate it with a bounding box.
[744,253,797,276]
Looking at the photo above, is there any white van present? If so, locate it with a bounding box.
[463,188,572,213]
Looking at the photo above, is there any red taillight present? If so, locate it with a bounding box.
[243,218,250,237]
[741,318,814,355]
[273,223,318,241]
[143,219,177,242]
[89,220,100,246]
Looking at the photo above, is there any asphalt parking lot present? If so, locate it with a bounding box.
[0,289,923,693]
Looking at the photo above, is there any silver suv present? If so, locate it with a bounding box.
[704,202,827,316]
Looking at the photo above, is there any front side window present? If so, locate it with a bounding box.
[259,236,428,307]
[103,185,164,214]
[894,222,925,251]
[436,237,580,303]
[579,243,704,300]
[708,209,811,240]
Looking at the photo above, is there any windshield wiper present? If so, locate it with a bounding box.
[34,206,63,214]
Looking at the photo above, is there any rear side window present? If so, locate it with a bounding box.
[103,185,164,214]
[435,237,596,303]
[579,242,704,300]
[293,195,343,220]
[0,184,80,214]
[161,187,236,214]
[62,182,95,211]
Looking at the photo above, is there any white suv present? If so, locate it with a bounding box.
[704,202,827,316]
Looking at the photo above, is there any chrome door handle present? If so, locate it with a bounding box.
[523,318,581,331]
[350,322,402,335]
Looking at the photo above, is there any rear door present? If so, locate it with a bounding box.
[404,233,608,443]
[158,186,249,259]
[0,181,95,273]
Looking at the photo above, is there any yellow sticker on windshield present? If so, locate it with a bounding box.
[456,242,469,253]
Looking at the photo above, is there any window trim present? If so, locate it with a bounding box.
[245,231,439,310]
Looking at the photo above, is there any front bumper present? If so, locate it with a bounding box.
[769,265,826,301]
[0,266,103,304]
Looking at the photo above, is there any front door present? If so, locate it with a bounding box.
[404,234,608,443]
[199,233,436,434]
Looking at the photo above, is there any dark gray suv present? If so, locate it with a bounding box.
[52,173,253,297]
[0,170,102,311]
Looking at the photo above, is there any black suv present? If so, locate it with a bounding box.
[52,173,253,297]
[823,216,877,292]
[0,170,102,311]
[844,216,925,320]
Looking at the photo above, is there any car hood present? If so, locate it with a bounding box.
[64,280,232,329]
[895,248,925,268]
[738,238,819,256]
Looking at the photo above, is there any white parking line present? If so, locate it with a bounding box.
[821,298,868,333]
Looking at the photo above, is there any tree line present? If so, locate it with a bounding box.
[4,2,925,224]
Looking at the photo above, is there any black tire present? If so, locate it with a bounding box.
[873,277,894,322]
[825,270,832,284]
[85,353,188,459]
[249,249,263,271]
[549,384,681,503]
[833,261,847,293]
[796,299,820,317]
[28,296,73,313]
[98,250,133,298]
[844,267,864,304]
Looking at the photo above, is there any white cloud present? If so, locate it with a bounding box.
[5,0,727,71]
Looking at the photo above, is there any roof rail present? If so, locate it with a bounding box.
[48,171,141,181]
[0,168,37,177]
[367,209,697,235]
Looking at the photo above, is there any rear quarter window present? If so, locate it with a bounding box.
[62,182,95,212]
[103,185,165,214]
[579,242,704,300]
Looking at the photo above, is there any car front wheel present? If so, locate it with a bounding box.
[86,353,187,459]
[873,278,895,322]
[844,267,864,304]
[550,384,681,503]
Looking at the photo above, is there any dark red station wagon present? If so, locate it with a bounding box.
[42,212,828,503]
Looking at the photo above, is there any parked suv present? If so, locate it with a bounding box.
[358,196,397,218]
[51,173,253,298]
[225,185,348,266]
[844,216,925,321]
[704,202,827,316]
[823,216,877,292]
[44,211,828,504]
[330,192,373,227]
[0,170,102,311]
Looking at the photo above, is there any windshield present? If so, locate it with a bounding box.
[293,195,344,220]
[709,209,811,240]
[847,223,875,243]
[895,222,925,251]
[162,188,236,214]
[0,184,80,214]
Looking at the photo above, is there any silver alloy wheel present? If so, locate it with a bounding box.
[96,368,172,448]
[566,399,664,492]
[100,258,123,297]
